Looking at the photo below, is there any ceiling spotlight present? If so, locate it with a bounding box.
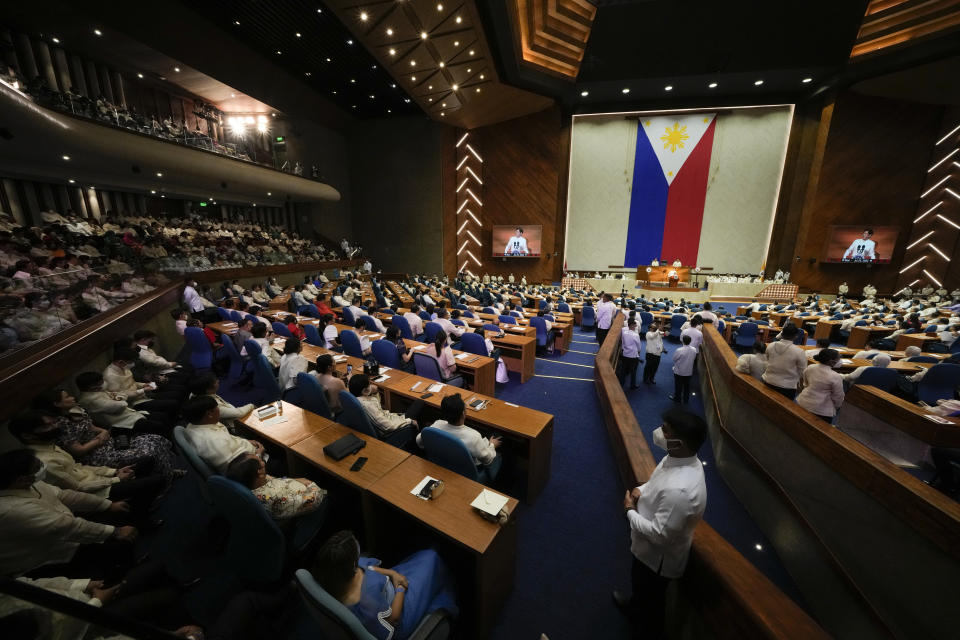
[469,50,475,55]
[150,190,156,194]
[391,83,396,88]
[755,544,763,551]
[404,98,411,103]
[429,98,433,102]
[428,85,433,90]
[437,3,443,10]
[456,16,462,23]
[371,64,376,69]
[350,78,356,83]
[580,90,589,97]
[275,50,281,55]
[326,57,331,62]
[347,39,353,45]
[51,37,60,44]
[441,112,445,116]
[708,82,717,88]
[479,74,484,79]
[332,90,337,94]
[664,85,673,91]
[160,195,165,198]
[754,79,764,86]
[295,32,301,37]
[61,155,70,161]
[802,77,813,83]
[389,48,396,55]
[421,31,428,40]
[454,40,459,46]
[304,72,311,77]
[411,76,416,81]
[68,179,75,184]
[360,12,368,21]
[467,68,471,73]
[137,73,144,79]
[369,94,375,99]
[93,29,102,36]
[386,28,393,36]
[410,60,416,66]
[387,109,391,113]
[442,103,446,107]
[234,20,240,25]
[271,112,277,117]
[439,61,445,68]
[267,192,272,196]
[316,8,322,13]
[174,66,181,72]
[476,88,480,93]
[156,172,163,177]
[352,105,357,109]
[231,93,236,97]
[452,84,458,90]
[622,87,630,94]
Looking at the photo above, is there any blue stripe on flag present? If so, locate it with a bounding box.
[624,126,669,268]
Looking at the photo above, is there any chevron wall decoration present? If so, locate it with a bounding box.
[455,130,483,277]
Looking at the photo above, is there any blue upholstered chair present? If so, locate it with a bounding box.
[340,330,364,358]
[371,339,402,369]
[184,327,214,369]
[424,321,444,343]
[295,372,334,419]
[853,367,900,393]
[337,391,414,448]
[272,321,293,338]
[917,363,960,404]
[303,324,324,347]
[413,353,464,387]
[733,322,759,349]
[498,315,517,325]
[391,314,415,340]
[581,306,596,329]
[420,426,501,485]
[460,332,488,357]
[251,354,282,402]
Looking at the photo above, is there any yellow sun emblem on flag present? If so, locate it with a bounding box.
[660,122,689,153]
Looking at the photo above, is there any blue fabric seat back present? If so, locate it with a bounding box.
[341,307,357,325]
[558,303,571,313]
[244,339,262,357]
[482,307,496,315]
[906,355,938,363]
[669,315,686,338]
[455,303,469,310]
[498,315,517,325]
[184,327,213,369]
[207,476,285,585]
[413,352,444,382]
[303,323,324,347]
[294,569,379,640]
[853,367,900,392]
[295,372,333,420]
[917,363,960,404]
[420,427,481,482]
[272,321,293,338]
[391,314,414,340]
[462,311,475,319]
[340,330,364,358]
[219,331,245,380]
[424,322,443,343]
[362,315,380,332]
[756,319,770,326]
[251,354,281,402]
[217,307,231,320]
[734,322,758,348]
[529,316,548,347]
[854,320,868,327]
[371,339,402,369]
[460,332,487,356]
[483,323,500,333]
[581,306,596,328]
[539,299,548,310]
[639,312,654,334]
[419,311,432,322]
[451,319,465,327]
[245,314,259,326]
[230,310,244,323]
[543,314,555,322]
[298,305,320,319]
[509,310,523,318]
[380,308,395,315]
[336,391,377,437]
[793,329,807,345]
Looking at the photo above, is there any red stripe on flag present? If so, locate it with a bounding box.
[660,119,716,266]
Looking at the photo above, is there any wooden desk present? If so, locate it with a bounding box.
[378,373,553,502]
[236,402,329,449]
[637,265,691,284]
[402,339,496,396]
[269,294,291,311]
[367,456,518,640]
[491,333,536,383]
[291,422,410,490]
[844,385,960,448]
[895,333,941,352]
[722,321,778,344]
[817,358,933,373]
[813,319,840,340]
[847,326,894,350]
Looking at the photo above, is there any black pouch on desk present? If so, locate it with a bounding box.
[323,433,366,461]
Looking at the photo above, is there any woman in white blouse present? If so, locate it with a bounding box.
[427,331,459,382]
[761,323,808,399]
[797,349,845,423]
[278,337,309,391]
[735,342,767,380]
[320,314,339,350]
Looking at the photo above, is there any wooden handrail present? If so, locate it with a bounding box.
[593,315,829,639]
[700,328,960,559]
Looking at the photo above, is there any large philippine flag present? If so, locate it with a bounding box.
[623,113,716,267]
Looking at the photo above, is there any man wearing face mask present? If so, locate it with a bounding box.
[613,408,708,639]
[102,348,181,421]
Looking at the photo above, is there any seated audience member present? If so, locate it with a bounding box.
[315,354,347,412]
[319,314,339,349]
[417,394,502,472]
[230,318,255,355]
[902,345,923,359]
[353,317,374,356]
[425,331,461,384]
[735,342,767,381]
[434,309,464,343]
[32,389,180,479]
[385,325,415,372]
[761,323,807,399]
[102,348,180,418]
[0,449,139,578]
[404,304,425,337]
[844,353,892,386]
[314,293,334,317]
[132,330,186,379]
[349,374,422,435]
[797,348,845,423]
[172,309,189,336]
[852,338,885,361]
[806,338,832,359]
[75,371,169,435]
[189,373,254,430]
[183,396,263,473]
[284,314,306,340]
[225,453,326,520]
[9,411,165,523]
[311,530,458,640]
[279,337,310,391]
[251,322,282,368]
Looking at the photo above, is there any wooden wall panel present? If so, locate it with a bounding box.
[774,91,943,295]
[443,106,570,284]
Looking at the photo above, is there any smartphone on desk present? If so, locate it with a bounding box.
[420,392,434,400]
[350,457,368,472]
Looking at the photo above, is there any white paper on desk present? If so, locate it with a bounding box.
[505,402,519,407]
[410,380,424,391]
[471,489,508,516]
[334,355,348,362]
[272,338,284,344]
[413,345,428,351]
[455,353,471,360]
[380,366,392,372]
[841,359,853,365]
[260,416,288,427]
[411,475,439,501]
[924,414,954,424]
[374,374,390,383]
[427,383,444,393]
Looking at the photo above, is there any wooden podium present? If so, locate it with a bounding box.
[636,266,691,285]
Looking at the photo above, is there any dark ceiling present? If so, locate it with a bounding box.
[186,0,420,118]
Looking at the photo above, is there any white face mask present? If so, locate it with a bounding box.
[652,426,684,453]
[33,463,47,483]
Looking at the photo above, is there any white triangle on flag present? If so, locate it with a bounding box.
[640,114,715,186]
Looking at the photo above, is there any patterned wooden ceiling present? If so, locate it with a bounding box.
[511,0,596,79]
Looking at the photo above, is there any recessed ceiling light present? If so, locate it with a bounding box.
[160,195,165,198]
[466,68,471,73]
[437,3,443,10]
[708,82,717,88]
[469,50,475,56]
[580,90,589,97]
[275,50,281,55]
[479,74,484,79]
[137,73,144,79]
[150,190,156,194]
[391,83,396,88]
[62,155,70,161]
[326,57,331,62]
[350,78,356,83]
[347,39,353,45]
[295,32,301,37]
[387,109,391,113]
[441,112,445,116]
[51,37,60,44]
[304,72,311,77]
[267,192,272,196]
[234,20,240,25]
[428,85,433,90]
[622,88,630,94]
[664,85,673,91]
[332,90,337,94]
[174,66,181,72]
[454,41,459,46]
[369,95,375,99]
[93,29,102,36]
[476,88,480,93]
[389,48,396,55]
[439,62,445,68]
[371,64,376,69]
[386,28,393,36]
[156,172,163,177]
[755,544,763,551]
[271,112,276,117]
[316,8,322,13]
[456,16,462,24]
[411,76,416,81]
[452,84,458,91]
[442,103,446,107]
[754,79,764,86]
[352,105,357,109]
[410,60,416,66]
[360,12,368,21]
[68,179,75,184]
[802,77,813,83]
[421,31,428,40]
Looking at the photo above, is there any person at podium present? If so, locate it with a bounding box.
[651,258,660,266]
[672,258,682,267]
[668,269,679,288]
